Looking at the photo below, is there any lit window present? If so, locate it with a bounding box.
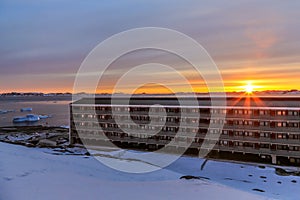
[260,110,265,115]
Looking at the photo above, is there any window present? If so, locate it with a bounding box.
[239,120,243,125]
[277,122,287,127]
[277,133,287,139]
[260,121,269,126]
[234,131,243,136]
[244,110,253,115]
[288,122,298,128]
[244,131,253,137]
[114,107,121,111]
[260,143,270,149]
[220,140,228,146]
[277,145,288,150]
[288,110,298,116]
[260,132,269,138]
[191,118,198,123]
[290,134,299,139]
[234,142,243,146]
[290,146,300,151]
[87,114,94,118]
[244,142,253,147]
[244,120,253,126]
[209,129,218,134]
[79,122,84,126]
[191,108,198,113]
[277,110,286,116]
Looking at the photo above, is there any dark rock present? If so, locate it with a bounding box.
[199,176,210,180]
[275,168,290,176]
[275,168,300,177]
[242,180,252,183]
[37,139,58,148]
[24,143,36,147]
[252,188,265,193]
[180,175,200,180]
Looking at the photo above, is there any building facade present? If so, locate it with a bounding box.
[70,96,300,166]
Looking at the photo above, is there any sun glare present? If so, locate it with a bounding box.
[244,82,254,94]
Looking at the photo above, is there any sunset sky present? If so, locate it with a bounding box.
[0,0,299,93]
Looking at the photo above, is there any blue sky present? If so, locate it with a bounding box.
[0,0,299,92]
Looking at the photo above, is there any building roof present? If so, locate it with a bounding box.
[71,96,300,109]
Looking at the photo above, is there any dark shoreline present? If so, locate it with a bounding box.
[0,95,72,102]
[0,125,69,148]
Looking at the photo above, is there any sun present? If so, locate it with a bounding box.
[244,82,254,94]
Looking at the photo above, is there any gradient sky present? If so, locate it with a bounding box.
[1,0,299,93]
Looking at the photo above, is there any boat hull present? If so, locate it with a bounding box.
[13,114,40,123]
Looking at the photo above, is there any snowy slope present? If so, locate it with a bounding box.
[0,142,269,200]
[88,148,300,199]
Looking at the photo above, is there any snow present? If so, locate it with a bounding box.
[0,142,271,200]
[168,157,300,199]
[87,148,300,199]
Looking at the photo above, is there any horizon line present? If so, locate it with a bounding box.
[1,89,300,95]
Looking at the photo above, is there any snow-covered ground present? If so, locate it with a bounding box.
[1,142,295,200]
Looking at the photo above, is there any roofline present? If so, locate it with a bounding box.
[71,104,300,110]
[72,96,300,101]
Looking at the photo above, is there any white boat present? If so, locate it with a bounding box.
[26,114,40,122]
[13,114,40,123]
[38,114,52,119]
[0,110,8,114]
[13,116,28,123]
[20,108,32,112]
[1,110,15,114]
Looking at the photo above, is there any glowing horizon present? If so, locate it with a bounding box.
[2,80,299,94]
